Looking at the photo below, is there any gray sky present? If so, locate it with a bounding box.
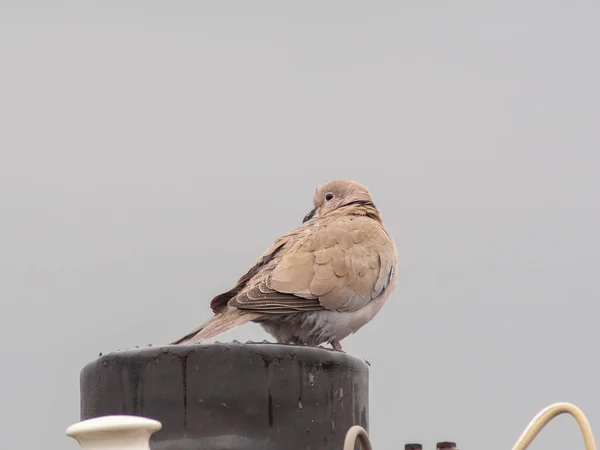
[1,2,599,450]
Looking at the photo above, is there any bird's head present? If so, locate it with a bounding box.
[302,180,378,223]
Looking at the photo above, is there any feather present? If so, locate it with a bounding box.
[171,308,261,345]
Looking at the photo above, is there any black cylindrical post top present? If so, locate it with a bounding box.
[80,342,369,450]
[405,444,423,450]
[436,442,457,450]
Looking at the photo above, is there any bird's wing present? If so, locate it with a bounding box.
[209,235,290,313]
[228,216,396,314]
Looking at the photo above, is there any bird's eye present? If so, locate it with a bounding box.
[325,192,334,201]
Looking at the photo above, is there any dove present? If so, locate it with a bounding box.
[171,180,398,351]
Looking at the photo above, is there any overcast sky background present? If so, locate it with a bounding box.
[1,3,599,450]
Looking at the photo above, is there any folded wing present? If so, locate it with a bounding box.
[227,216,396,314]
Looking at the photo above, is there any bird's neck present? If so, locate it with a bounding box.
[339,201,382,223]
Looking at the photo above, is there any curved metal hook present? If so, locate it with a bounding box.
[343,425,373,450]
[512,402,596,450]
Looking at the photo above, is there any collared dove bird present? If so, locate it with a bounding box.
[171,180,398,350]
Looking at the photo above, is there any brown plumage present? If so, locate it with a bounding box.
[171,180,398,350]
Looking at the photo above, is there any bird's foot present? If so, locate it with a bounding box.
[331,341,343,351]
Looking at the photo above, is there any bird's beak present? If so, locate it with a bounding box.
[303,207,317,223]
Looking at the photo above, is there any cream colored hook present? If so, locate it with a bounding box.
[512,402,596,450]
[343,425,373,450]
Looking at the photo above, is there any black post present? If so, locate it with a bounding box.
[436,442,457,450]
[79,342,370,450]
[405,444,422,450]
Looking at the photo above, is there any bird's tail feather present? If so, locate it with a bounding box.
[171,308,262,345]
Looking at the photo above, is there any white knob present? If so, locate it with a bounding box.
[66,415,162,450]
